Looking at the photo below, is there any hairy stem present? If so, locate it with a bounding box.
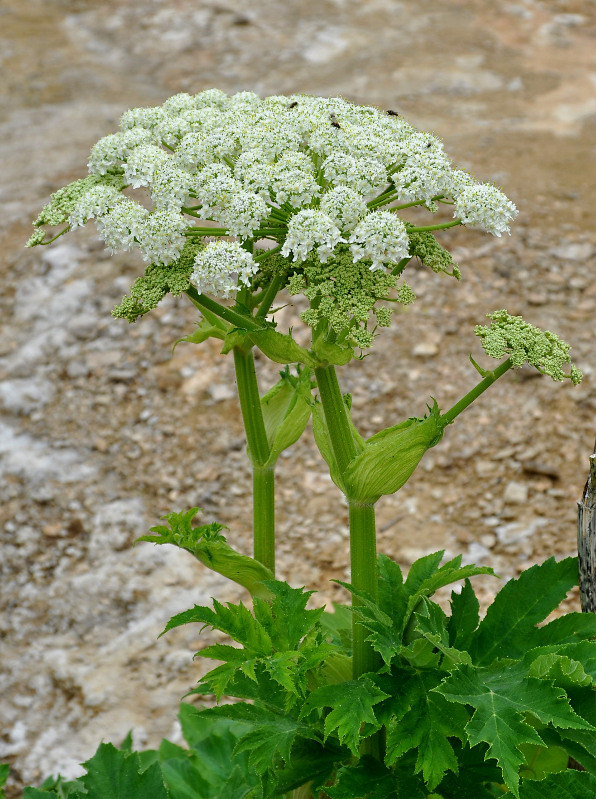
[233,347,275,574]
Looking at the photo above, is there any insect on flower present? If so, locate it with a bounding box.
[386,109,400,116]
[330,113,341,129]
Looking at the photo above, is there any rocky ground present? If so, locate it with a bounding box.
[1,0,596,795]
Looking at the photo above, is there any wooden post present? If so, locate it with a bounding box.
[577,441,596,613]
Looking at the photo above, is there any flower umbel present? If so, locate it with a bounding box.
[475,310,582,384]
[28,89,520,335]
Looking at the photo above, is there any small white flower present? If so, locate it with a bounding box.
[96,199,149,253]
[69,185,124,229]
[349,211,410,270]
[191,241,258,298]
[150,161,195,210]
[215,190,269,238]
[320,186,368,232]
[119,105,168,132]
[454,183,518,236]
[281,209,344,263]
[124,145,170,188]
[136,208,187,264]
[322,152,387,195]
[272,152,320,208]
[88,129,156,175]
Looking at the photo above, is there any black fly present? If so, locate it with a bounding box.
[288,101,298,109]
[330,113,341,129]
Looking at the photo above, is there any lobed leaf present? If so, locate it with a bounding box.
[300,677,389,754]
[469,557,579,666]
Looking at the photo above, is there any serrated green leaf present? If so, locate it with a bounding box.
[270,737,343,796]
[523,613,596,649]
[174,315,227,351]
[78,743,168,799]
[255,581,323,650]
[377,554,407,623]
[300,677,388,754]
[518,770,596,798]
[324,757,400,799]
[437,664,594,796]
[378,668,468,789]
[448,578,480,650]
[220,329,253,354]
[529,653,592,689]
[414,598,472,667]
[163,597,273,652]
[469,557,578,666]
[434,740,502,798]
[403,554,494,638]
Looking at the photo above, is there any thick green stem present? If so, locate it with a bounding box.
[253,466,275,573]
[233,347,275,573]
[441,357,513,426]
[315,365,381,722]
[408,219,462,233]
[349,501,379,673]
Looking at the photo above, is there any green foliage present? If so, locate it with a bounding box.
[112,238,202,322]
[475,309,582,384]
[23,554,596,798]
[0,764,9,799]
[136,508,274,599]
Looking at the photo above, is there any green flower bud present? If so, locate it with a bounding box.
[344,401,445,503]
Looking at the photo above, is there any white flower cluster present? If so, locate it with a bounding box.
[45,89,518,294]
[281,209,344,263]
[454,183,519,237]
[349,211,410,270]
[191,241,258,298]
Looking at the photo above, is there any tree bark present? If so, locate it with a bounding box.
[577,441,596,613]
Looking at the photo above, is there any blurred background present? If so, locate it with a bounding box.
[2,0,596,793]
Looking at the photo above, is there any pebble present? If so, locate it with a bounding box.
[503,481,529,504]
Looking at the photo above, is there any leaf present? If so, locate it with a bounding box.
[270,737,344,796]
[378,669,469,789]
[528,653,592,690]
[323,757,402,799]
[199,704,319,778]
[162,598,273,655]
[469,557,578,666]
[172,704,259,798]
[414,597,472,667]
[300,677,389,754]
[403,554,494,638]
[448,579,480,650]
[255,580,323,651]
[522,613,596,649]
[377,554,408,623]
[437,663,594,796]
[138,509,274,600]
[79,743,168,799]
[518,742,569,781]
[174,315,227,350]
[518,770,596,798]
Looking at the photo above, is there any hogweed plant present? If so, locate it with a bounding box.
[11,90,596,799]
